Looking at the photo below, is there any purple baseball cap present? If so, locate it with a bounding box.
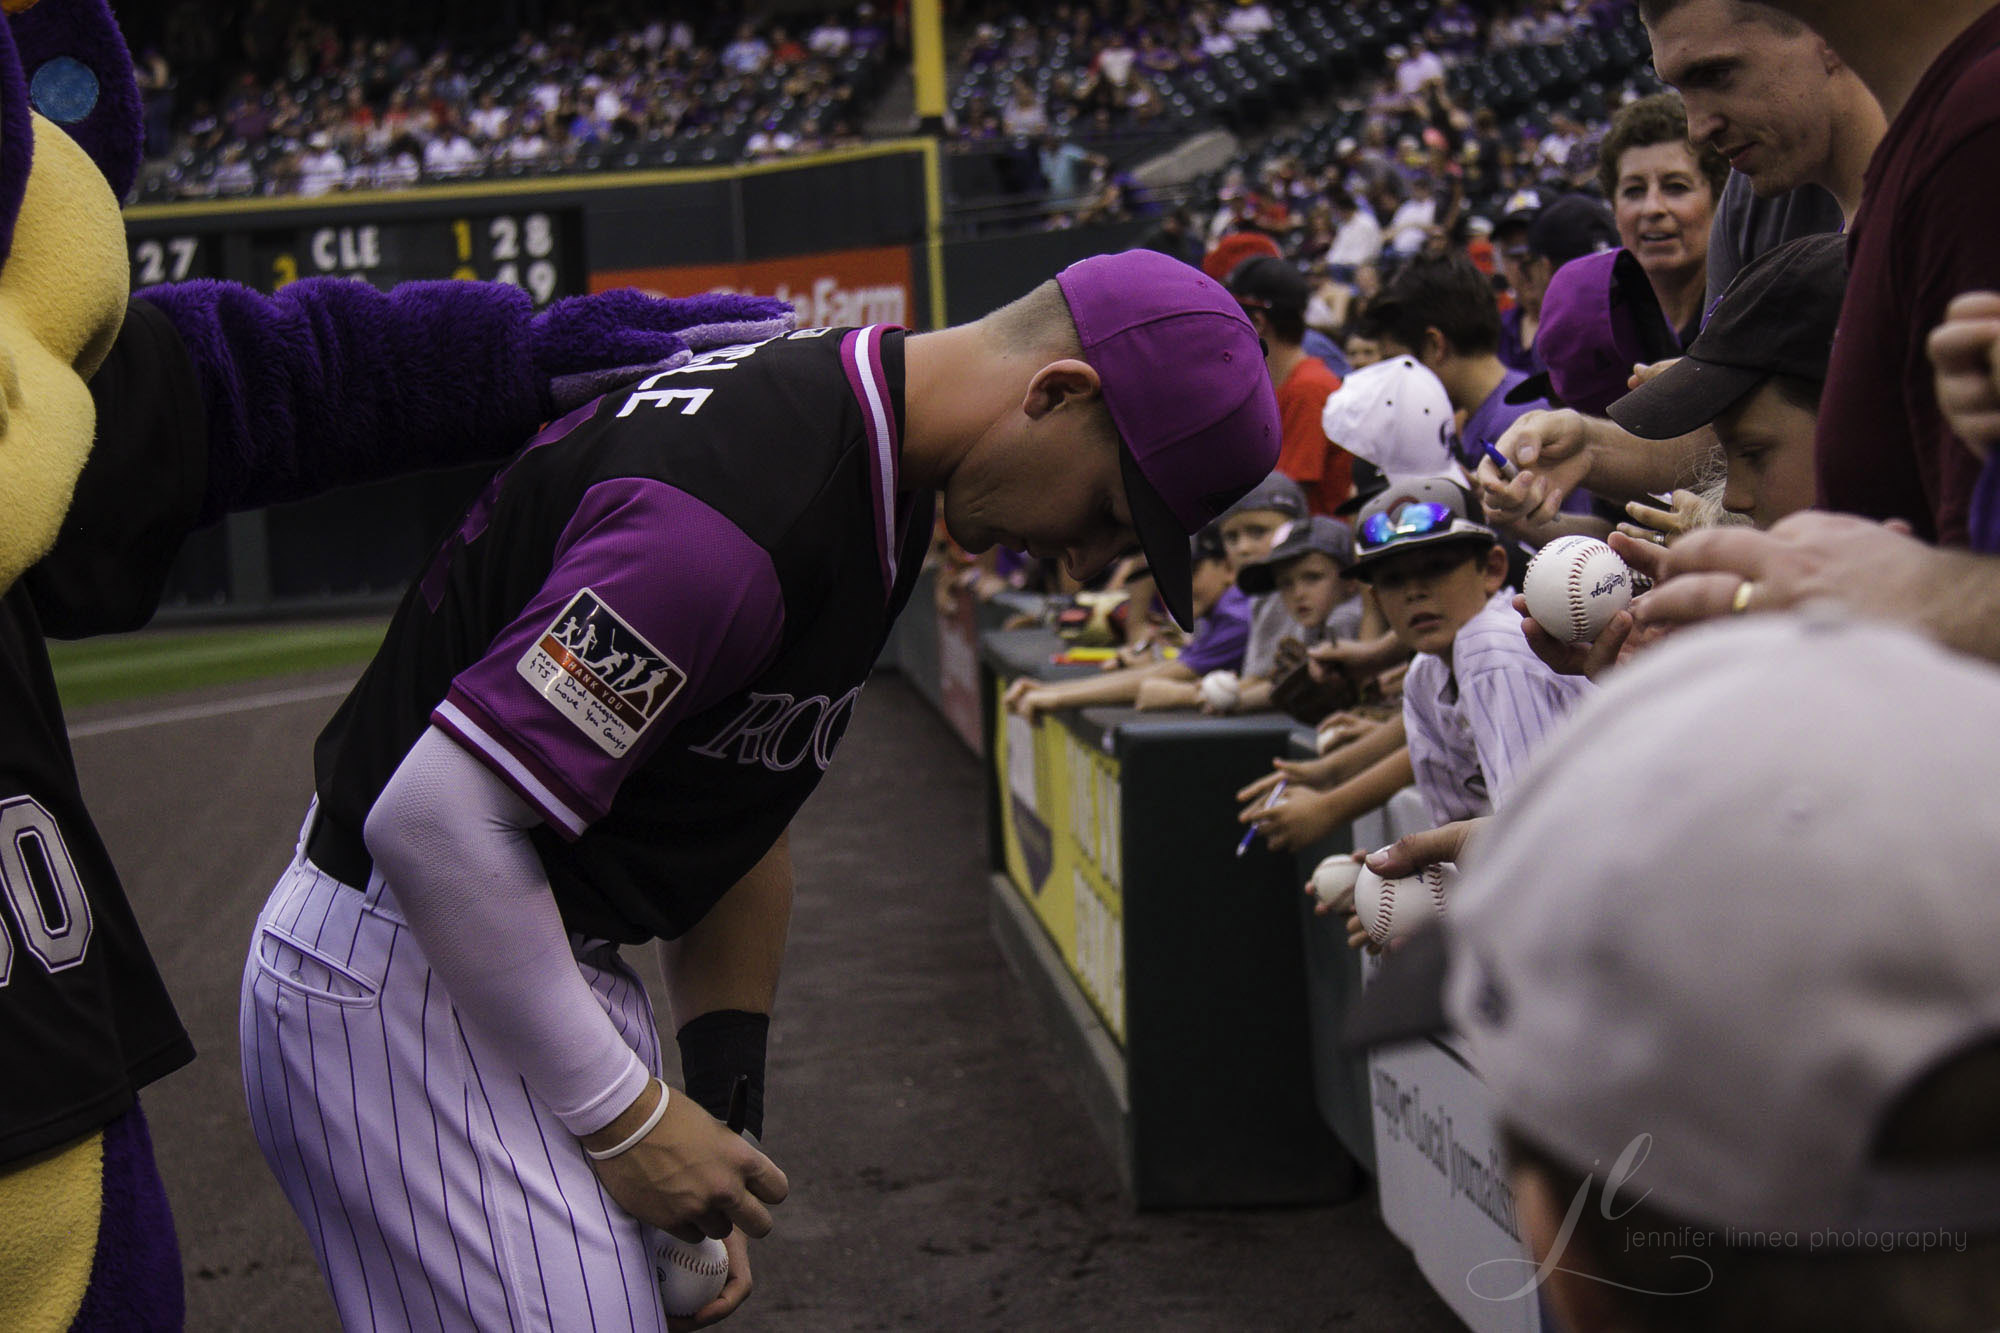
[1505,248,1680,417]
[1056,249,1281,629]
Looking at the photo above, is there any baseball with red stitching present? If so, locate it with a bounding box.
[652,1231,730,1318]
[1308,854,1364,907]
[1352,862,1456,946]
[1522,536,1634,645]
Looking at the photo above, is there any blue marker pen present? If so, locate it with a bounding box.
[1236,780,1288,856]
[1481,441,1519,480]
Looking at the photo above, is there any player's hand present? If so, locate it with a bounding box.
[1477,409,1594,528]
[1633,511,1939,634]
[584,1081,788,1244]
[1929,291,2000,459]
[669,1229,752,1332]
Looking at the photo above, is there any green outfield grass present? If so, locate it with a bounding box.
[48,617,391,711]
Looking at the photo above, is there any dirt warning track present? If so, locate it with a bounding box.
[76,668,1457,1332]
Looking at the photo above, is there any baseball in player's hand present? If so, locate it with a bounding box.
[669,1229,753,1332]
[583,1081,789,1244]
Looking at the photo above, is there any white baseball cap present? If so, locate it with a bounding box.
[1320,354,1457,480]
[1417,613,2000,1235]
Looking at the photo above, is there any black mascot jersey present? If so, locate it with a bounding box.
[0,298,206,1163]
[312,325,932,943]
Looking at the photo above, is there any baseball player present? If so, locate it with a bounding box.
[238,249,1281,1330]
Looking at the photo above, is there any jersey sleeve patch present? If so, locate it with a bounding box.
[516,589,688,759]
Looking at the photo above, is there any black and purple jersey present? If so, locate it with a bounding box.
[0,299,206,1163]
[312,326,931,943]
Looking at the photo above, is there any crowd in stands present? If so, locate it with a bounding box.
[132,4,897,200]
[974,0,2000,1322]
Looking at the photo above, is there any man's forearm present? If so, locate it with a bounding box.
[1583,417,1715,503]
[1923,548,2000,662]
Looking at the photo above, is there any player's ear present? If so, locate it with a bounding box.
[1022,358,1103,422]
[1481,543,1509,591]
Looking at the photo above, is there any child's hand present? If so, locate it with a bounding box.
[1616,489,1705,545]
[1236,769,1286,805]
[1315,711,1377,753]
[1003,678,1057,719]
[1237,784,1337,853]
[1515,595,1633,681]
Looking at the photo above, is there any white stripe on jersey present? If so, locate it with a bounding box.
[848,325,900,592]
[433,700,590,837]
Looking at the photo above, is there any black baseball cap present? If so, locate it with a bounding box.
[1523,194,1618,268]
[1335,457,1388,518]
[1226,254,1310,315]
[1608,234,1847,441]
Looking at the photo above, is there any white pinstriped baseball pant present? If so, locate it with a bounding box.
[239,807,674,1331]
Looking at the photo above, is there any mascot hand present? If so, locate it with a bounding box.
[531,288,794,415]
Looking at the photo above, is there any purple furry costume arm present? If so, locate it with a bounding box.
[138,278,794,525]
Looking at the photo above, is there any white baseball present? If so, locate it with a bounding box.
[652,1232,729,1318]
[1522,536,1634,644]
[1308,854,1364,908]
[1199,669,1240,711]
[1351,862,1455,946]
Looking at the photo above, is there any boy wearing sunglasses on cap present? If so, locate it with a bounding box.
[1242,480,1592,854]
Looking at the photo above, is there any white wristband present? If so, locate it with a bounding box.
[584,1079,669,1161]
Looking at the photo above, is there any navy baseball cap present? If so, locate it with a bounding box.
[1523,194,1618,267]
[1609,234,1847,441]
[1057,250,1283,630]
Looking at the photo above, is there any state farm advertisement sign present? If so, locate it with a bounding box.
[592,244,913,328]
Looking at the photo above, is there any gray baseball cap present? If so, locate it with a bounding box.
[1234,514,1356,594]
[1219,470,1307,523]
[1356,613,2000,1236]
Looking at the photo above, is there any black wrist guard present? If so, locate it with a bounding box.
[676,1009,769,1140]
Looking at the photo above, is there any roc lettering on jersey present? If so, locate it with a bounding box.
[691,687,862,772]
[518,590,686,758]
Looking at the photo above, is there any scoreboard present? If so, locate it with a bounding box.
[128,206,584,307]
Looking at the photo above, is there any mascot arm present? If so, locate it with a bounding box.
[137,278,793,525]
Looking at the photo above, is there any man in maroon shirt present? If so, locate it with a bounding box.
[1792,0,2000,545]
[1634,0,2000,659]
